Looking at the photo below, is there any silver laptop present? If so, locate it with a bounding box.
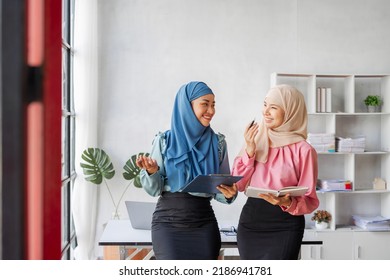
[125,201,156,230]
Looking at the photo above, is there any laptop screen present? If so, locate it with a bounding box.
[125,201,156,230]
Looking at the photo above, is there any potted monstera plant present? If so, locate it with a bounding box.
[80,148,149,219]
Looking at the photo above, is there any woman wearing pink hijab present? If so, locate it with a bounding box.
[232,84,319,259]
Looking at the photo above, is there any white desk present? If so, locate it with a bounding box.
[99,219,322,259]
[100,220,153,246]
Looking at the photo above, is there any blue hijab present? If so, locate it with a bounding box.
[164,81,220,192]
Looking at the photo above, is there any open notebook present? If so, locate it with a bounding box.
[125,201,156,230]
[245,186,309,198]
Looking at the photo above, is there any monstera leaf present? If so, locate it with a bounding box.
[80,148,150,218]
[123,152,149,188]
[80,148,115,184]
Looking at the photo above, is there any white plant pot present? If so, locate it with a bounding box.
[367,105,379,113]
[315,221,329,230]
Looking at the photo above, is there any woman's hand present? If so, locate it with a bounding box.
[259,193,292,208]
[136,155,159,175]
[217,183,238,199]
[244,121,259,157]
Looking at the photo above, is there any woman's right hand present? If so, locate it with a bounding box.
[244,120,259,157]
[136,155,159,175]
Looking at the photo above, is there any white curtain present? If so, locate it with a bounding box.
[72,0,99,260]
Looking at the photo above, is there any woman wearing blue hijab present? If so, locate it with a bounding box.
[137,81,237,260]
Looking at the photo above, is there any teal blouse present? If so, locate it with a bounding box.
[140,131,236,204]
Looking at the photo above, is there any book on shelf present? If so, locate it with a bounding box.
[245,186,308,198]
[352,215,390,231]
[320,87,326,112]
[325,88,332,112]
[316,87,332,113]
[317,179,352,191]
[316,87,321,112]
[336,136,365,152]
[307,133,336,153]
[311,143,336,153]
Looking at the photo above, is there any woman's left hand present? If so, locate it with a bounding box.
[259,193,292,208]
[217,183,238,199]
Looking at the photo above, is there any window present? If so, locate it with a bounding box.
[61,0,76,260]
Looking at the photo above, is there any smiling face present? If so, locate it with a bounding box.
[262,100,285,129]
[191,94,215,127]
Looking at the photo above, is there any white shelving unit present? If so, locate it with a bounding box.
[271,73,390,259]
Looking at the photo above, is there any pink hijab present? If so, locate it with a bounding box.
[242,84,308,163]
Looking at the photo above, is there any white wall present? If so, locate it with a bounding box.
[91,0,390,257]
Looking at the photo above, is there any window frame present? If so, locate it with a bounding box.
[61,0,76,260]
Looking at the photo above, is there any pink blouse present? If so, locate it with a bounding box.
[232,140,319,216]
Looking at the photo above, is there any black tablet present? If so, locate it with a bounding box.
[179,174,243,194]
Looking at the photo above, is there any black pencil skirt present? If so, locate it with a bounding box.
[237,197,305,260]
[151,192,221,260]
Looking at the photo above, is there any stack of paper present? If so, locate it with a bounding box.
[317,179,352,191]
[352,215,390,231]
[307,133,335,153]
[336,136,365,152]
